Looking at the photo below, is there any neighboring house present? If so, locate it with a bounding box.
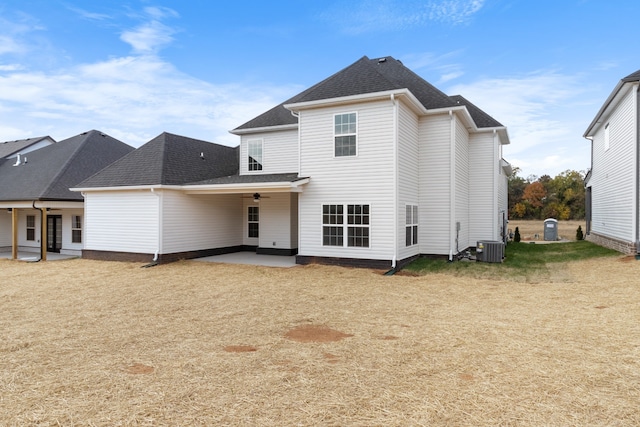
[0,136,56,160]
[74,55,511,269]
[0,130,133,259]
[583,69,640,255]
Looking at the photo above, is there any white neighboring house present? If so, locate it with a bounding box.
[583,69,640,255]
[73,56,511,269]
[0,131,132,259]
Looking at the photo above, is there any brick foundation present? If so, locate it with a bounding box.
[586,232,638,255]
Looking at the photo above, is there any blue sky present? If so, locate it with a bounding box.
[0,0,638,178]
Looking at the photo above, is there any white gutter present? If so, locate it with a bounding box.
[230,123,298,136]
[71,184,183,193]
[285,89,427,115]
[391,93,398,269]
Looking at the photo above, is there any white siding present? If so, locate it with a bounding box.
[16,209,41,252]
[161,191,242,253]
[590,88,637,242]
[84,191,159,254]
[257,193,295,250]
[240,129,299,175]
[454,116,470,252]
[60,208,84,255]
[0,212,11,248]
[469,132,497,244]
[418,113,451,255]
[298,100,396,261]
[397,101,420,261]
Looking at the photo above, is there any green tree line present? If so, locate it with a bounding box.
[508,168,586,220]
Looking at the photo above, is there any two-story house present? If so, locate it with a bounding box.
[74,56,511,268]
[583,69,640,256]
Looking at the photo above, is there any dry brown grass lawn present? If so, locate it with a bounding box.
[508,219,586,241]
[2,256,640,426]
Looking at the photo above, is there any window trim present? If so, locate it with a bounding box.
[322,203,370,248]
[71,215,82,244]
[333,112,358,158]
[247,138,264,172]
[26,215,36,241]
[405,204,418,247]
[247,206,259,239]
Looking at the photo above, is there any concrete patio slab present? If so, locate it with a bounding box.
[192,252,298,268]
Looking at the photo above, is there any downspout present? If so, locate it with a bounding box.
[391,93,398,269]
[493,129,498,240]
[449,110,455,261]
[150,188,161,262]
[32,200,45,261]
[291,109,302,256]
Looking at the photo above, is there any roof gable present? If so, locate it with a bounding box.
[0,130,133,201]
[234,55,501,132]
[0,136,55,159]
[77,132,239,188]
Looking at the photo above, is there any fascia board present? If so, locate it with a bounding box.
[284,89,426,113]
[182,178,310,194]
[584,81,636,138]
[70,185,183,193]
[229,123,298,135]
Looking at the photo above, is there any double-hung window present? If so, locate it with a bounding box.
[322,204,370,247]
[72,215,82,243]
[26,215,35,241]
[248,139,263,171]
[334,112,357,157]
[248,206,259,238]
[405,205,418,246]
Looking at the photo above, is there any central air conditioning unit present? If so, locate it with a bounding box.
[476,240,504,263]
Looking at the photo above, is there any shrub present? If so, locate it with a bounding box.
[514,227,521,242]
[576,225,584,240]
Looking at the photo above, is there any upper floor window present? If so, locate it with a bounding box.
[604,123,610,151]
[248,139,263,171]
[72,215,82,243]
[334,112,357,157]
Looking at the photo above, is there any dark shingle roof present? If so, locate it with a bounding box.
[0,136,55,159]
[0,130,133,201]
[234,56,503,131]
[450,95,503,128]
[77,132,239,188]
[622,69,640,83]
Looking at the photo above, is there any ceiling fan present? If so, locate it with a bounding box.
[241,192,271,202]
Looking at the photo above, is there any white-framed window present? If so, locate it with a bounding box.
[26,215,35,241]
[248,139,263,171]
[71,215,82,243]
[248,206,259,238]
[604,122,610,151]
[334,112,357,157]
[405,205,418,246]
[322,203,369,247]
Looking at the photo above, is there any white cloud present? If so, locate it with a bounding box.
[118,6,180,54]
[446,71,594,177]
[0,55,299,146]
[0,6,299,147]
[323,0,485,34]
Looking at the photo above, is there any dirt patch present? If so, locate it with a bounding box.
[125,363,154,374]
[224,345,258,353]
[323,352,340,363]
[284,325,353,343]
